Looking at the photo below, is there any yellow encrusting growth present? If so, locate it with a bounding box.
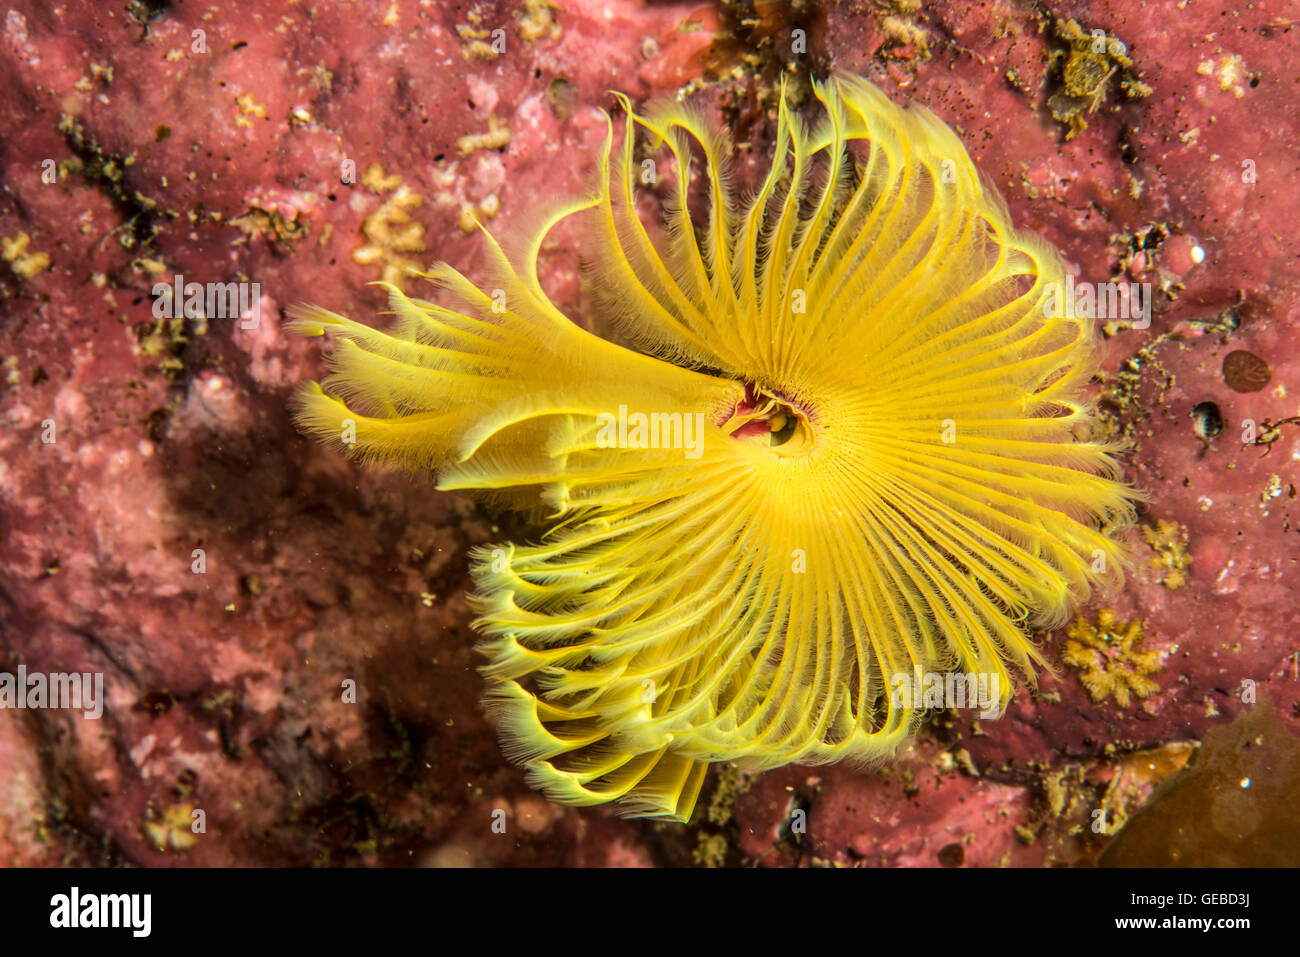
[291,76,1137,822]
[1063,610,1161,707]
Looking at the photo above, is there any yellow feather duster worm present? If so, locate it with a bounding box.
[290,75,1137,822]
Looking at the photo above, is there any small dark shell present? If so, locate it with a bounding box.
[937,842,965,868]
[1191,400,1223,441]
[1223,350,1271,393]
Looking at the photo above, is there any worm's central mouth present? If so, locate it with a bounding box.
[720,384,816,457]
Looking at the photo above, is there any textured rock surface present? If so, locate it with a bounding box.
[1,0,1296,866]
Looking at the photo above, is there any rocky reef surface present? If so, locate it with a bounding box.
[1,0,1296,866]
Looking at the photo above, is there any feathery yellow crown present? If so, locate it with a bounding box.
[291,75,1136,822]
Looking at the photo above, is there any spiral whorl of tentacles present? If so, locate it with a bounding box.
[292,75,1136,821]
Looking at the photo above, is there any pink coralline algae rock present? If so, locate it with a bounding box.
[0,0,1296,867]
